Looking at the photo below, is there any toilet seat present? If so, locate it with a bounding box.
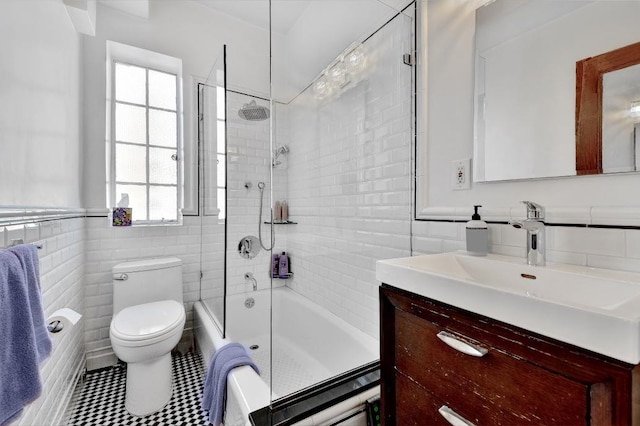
[111,300,185,347]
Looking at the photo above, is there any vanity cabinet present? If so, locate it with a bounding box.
[380,284,639,425]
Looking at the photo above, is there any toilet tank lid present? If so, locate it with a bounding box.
[113,257,182,274]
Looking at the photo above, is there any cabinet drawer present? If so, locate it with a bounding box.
[395,308,588,424]
[395,371,453,426]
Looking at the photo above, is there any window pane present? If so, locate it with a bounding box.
[116,184,147,221]
[217,154,226,187]
[115,103,146,144]
[149,109,177,147]
[149,147,177,185]
[149,70,176,110]
[149,186,177,221]
[115,63,146,105]
[217,188,226,220]
[115,143,146,183]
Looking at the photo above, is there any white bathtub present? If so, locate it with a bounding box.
[194,286,379,425]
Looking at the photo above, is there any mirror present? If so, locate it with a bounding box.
[473,0,640,182]
[578,43,640,174]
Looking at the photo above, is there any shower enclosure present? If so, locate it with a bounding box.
[198,0,416,422]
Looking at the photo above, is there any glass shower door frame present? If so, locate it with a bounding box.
[198,44,228,338]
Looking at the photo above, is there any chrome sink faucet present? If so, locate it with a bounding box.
[510,201,545,266]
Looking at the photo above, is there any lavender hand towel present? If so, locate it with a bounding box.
[8,244,52,362]
[0,247,48,426]
[202,343,259,426]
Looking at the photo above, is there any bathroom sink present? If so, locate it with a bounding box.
[377,252,640,364]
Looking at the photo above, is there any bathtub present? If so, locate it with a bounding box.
[194,286,379,425]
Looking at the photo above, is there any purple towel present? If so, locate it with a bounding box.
[8,245,51,362]
[0,245,52,426]
[202,343,259,426]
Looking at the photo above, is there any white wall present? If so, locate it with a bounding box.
[225,92,287,297]
[1,216,86,426]
[0,1,85,423]
[415,0,640,275]
[0,0,82,208]
[82,0,270,213]
[419,0,640,218]
[15,218,85,426]
[285,13,414,340]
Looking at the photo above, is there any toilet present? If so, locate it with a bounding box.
[109,257,186,417]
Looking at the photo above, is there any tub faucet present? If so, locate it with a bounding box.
[509,201,545,266]
[244,272,257,291]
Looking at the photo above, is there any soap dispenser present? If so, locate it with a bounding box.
[466,205,488,256]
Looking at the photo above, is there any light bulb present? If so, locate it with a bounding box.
[344,45,366,75]
[630,100,640,117]
[313,76,332,99]
[328,61,348,88]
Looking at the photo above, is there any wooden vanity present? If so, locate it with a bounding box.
[380,284,640,425]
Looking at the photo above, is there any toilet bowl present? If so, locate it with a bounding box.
[109,258,185,417]
[110,300,185,416]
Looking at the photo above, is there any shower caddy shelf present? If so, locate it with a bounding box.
[264,220,297,225]
[274,272,294,280]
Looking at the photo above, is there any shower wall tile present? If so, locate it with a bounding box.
[285,15,413,342]
[83,216,203,370]
[224,92,287,299]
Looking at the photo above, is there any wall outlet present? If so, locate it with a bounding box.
[452,159,471,190]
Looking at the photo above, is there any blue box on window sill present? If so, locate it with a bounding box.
[112,207,132,226]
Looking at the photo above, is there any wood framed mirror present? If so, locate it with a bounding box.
[576,41,640,175]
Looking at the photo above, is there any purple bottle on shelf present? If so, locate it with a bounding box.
[278,252,289,279]
[271,253,280,278]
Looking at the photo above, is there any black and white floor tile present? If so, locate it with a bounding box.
[66,352,209,426]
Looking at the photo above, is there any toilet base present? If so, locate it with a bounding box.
[124,353,173,416]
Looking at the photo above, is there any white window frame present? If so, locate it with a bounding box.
[106,41,184,225]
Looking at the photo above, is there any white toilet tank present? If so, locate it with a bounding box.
[112,257,183,315]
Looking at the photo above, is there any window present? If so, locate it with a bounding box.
[107,42,183,224]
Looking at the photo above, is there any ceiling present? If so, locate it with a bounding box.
[98,0,414,101]
[194,0,412,35]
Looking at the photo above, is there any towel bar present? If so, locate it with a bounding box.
[7,239,44,250]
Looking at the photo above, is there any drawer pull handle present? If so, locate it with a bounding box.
[438,405,476,426]
[436,331,488,357]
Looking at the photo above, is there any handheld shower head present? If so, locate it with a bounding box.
[272,145,289,168]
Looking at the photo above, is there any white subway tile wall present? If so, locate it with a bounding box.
[1,217,85,426]
[284,14,414,340]
[83,216,202,369]
[224,93,288,300]
[412,221,640,276]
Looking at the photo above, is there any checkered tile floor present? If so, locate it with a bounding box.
[66,352,209,426]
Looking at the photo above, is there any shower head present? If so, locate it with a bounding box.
[275,145,289,156]
[238,100,270,121]
[272,145,289,168]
